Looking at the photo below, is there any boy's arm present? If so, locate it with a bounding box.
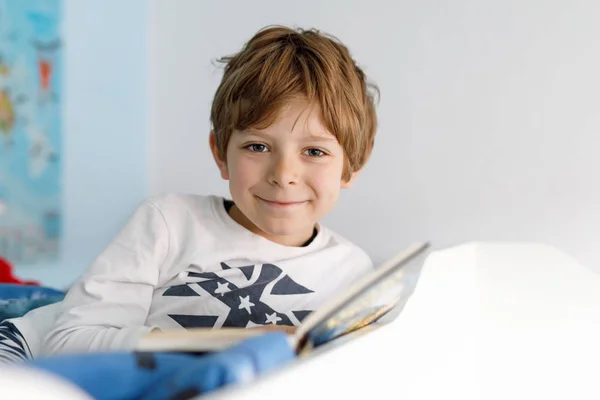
[43,200,169,355]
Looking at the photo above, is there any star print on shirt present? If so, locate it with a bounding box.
[214,281,230,296]
[265,312,282,325]
[238,295,255,314]
[164,262,315,329]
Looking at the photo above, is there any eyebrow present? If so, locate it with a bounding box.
[243,129,338,142]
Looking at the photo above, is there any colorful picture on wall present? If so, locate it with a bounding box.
[0,0,62,264]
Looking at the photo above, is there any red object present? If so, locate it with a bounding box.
[39,59,52,92]
[0,256,39,286]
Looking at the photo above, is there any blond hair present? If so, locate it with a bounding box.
[210,25,378,180]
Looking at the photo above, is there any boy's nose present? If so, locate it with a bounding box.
[268,156,298,187]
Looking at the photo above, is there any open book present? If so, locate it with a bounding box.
[136,242,430,355]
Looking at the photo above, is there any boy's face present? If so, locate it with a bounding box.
[210,99,357,246]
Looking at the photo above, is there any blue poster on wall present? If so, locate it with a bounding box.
[0,0,62,264]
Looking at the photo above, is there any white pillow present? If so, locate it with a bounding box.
[397,242,600,400]
[0,365,91,399]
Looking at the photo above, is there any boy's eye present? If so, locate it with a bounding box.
[246,144,269,153]
[304,148,326,157]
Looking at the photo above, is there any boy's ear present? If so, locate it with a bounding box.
[341,169,360,189]
[209,131,230,180]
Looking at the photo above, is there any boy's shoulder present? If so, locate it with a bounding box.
[143,192,220,215]
[134,193,224,232]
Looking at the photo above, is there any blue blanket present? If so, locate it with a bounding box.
[0,284,296,398]
[29,332,294,399]
[0,284,65,321]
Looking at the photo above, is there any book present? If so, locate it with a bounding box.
[136,242,430,356]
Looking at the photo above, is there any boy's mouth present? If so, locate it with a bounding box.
[255,196,307,208]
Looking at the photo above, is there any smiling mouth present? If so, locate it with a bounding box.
[256,196,307,207]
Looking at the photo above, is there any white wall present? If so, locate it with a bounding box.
[149,0,600,271]
[16,0,149,288]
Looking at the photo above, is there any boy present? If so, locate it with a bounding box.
[42,25,379,355]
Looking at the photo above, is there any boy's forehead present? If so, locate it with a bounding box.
[244,100,334,139]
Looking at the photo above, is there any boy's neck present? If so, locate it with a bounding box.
[226,202,317,247]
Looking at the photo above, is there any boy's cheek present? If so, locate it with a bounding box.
[231,157,271,180]
[308,165,345,188]
[228,162,260,189]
